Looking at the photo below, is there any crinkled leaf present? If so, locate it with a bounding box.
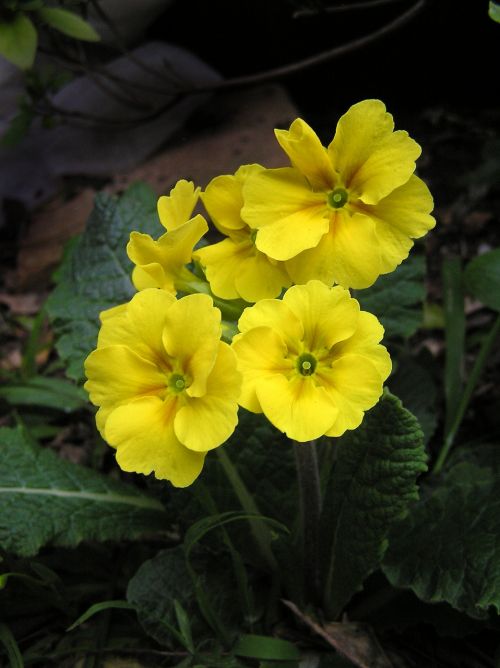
[0,427,167,556]
[320,392,427,618]
[383,445,500,618]
[355,254,426,338]
[127,546,239,648]
[388,354,438,443]
[37,7,100,41]
[464,248,500,312]
[0,13,37,69]
[46,183,160,383]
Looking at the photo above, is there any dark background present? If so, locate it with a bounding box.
[156,0,498,114]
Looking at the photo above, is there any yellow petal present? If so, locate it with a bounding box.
[328,99,421,204]
[319,354,384,437]
[127,215,208,292]
[275,118,335,190]
[242,167,329,260]
[237,299,303,353]
[95,405,113,439]
[285,223,338,287]
[331,311,392,381]
[328,212,382,288]
[174,343,240,451]
[195,237,250,300]
[201,165,263,235]
[360,175,435,273]
[162,293,220,398]
[106,396,205,487]
[282,281,359,350]
[100,302,127,322]
[157,180,200,231]
[256,374,338,441]
[84,345,166,408]
[235,251,292,302]
[131,264,170,291]
[232,326,294,413]
[202,174,245,233]
[97,289,176,366]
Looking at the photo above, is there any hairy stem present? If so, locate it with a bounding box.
[433,313,500,475]
[293,440,322,603]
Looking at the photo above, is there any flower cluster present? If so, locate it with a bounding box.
[84,99,435,487]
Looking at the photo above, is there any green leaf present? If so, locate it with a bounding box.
[388,354,438,444]
[0,13,37,69]
[67,600,135,631]
[233,634,300,661]
[0,376,88,412]
[37,7,100,41]
[320,392,427,619]
[383,445,500,618]
[355,254,426,338]
[174,600,195,653]
[0,427,167,556]
[464,248,500,312]
[46,183,160,383]
[126,546,200,648]
[489,1,500,22]
[0,623,23,668]
[128,545,243,648]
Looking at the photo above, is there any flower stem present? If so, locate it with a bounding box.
[175,273,247,322]
[293,439,322,603]
[216,448,278,572]
[432,313,500,475]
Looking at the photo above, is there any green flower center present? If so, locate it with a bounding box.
[327,187,348,209]
[168,373,187,393]
[297,353,317,376]
[249,228,258,245]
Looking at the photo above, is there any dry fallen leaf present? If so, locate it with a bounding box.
[16,189,96,290]
[13,84,298,289]
[0,291,46,315]
[110,84,297,193]
[283,600,394,668]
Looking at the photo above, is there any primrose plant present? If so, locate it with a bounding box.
[85,99,435,486]
[82,98,435,622]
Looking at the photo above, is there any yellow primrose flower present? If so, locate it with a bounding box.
[127,179,207,294]
[84,289,241,487]
[231,280,391,442]
[128,215,207,293]
[194,164,292,302]
[241,100,435,289]
[157,179,201,231]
